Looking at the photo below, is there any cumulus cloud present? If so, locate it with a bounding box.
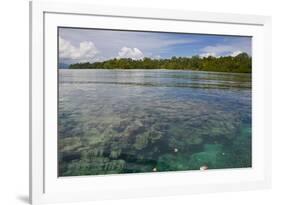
[151,55,162,59]
[117,47,144,60]
[230,50,243,57]
[59,36,99,62]
[59,28,251,64]
[200,39,251,57]
[201,45,234,56]
[200,50,245,58]
[199,52,217,58]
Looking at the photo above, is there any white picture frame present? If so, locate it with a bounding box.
[30,1,272,204]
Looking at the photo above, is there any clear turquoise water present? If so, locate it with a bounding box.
[58,69,251,176]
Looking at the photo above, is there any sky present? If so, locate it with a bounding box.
[59,27,252,65]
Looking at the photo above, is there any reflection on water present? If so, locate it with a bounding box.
[58,69,252,176]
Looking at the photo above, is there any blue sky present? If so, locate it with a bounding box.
[59,27,251,65]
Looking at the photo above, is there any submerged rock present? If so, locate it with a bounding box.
[134,133,149,150]
[200,165,208,170]
[59,137,82,152]
[123,120,145,138]
[133,129,163,151]
[186,135,203,145]
[109,149,122,159]
[187,144,225,170]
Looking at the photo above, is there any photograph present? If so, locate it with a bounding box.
[58,27,252,177]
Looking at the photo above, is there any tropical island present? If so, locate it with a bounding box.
[68,52,251,73]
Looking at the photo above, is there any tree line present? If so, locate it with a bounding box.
[69,53,251,73]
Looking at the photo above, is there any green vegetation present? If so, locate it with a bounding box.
[69,53,251,73]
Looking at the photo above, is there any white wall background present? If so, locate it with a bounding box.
[0,0,279,204]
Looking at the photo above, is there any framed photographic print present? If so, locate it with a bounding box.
[30,1,272,204]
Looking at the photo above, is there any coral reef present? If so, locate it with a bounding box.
[58,69,252,176]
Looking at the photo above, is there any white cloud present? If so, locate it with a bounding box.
[59,28,197,61]
[230,50,243,57]
[201,45,234,56]
[155,38,196,48]
[151,55,162,59]
[199,52,217,58]
[117,47,144,60]
[200,39,251,57]
[59,36,99,62]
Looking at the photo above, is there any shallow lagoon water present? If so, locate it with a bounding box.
[58,69,251,176]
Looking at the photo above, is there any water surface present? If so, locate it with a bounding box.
[58,69,251,176]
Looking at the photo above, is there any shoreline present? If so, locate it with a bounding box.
[59,68,252,75]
